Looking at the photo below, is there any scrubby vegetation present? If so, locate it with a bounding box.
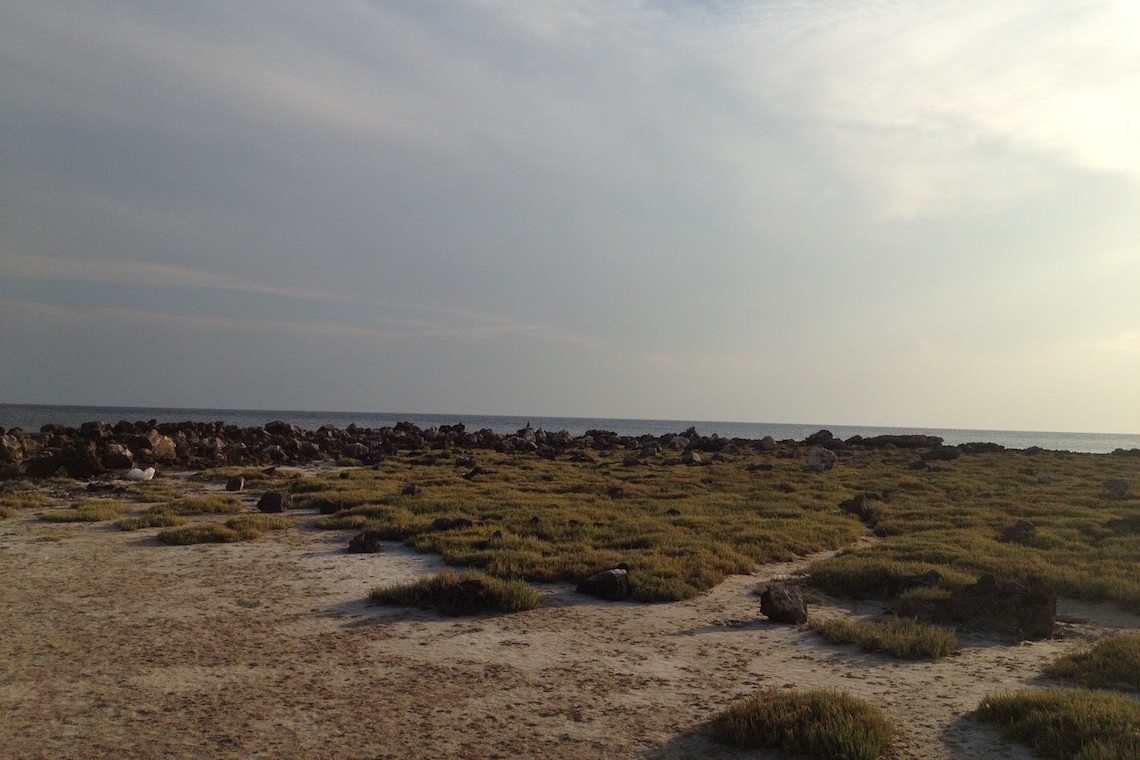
[710,687,894,759]
[42,500,133,523]
[370,569,540,615]
[1045,631,1140,691]
[809,615,958,659]
[156,514,291,544]
[976,688,1140,760]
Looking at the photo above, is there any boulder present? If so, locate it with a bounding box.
[681,449,702,466]
[840,493,878,526]
[101,442,134,470]
[225,476,245,492]
[0,434,25,463]
[577,568,632,601]
[997,519,1036,545]
[806,446,837,472]
[757,436,777,452]
[124,466,155,481]
[256,490,288,513]
[935,574,1055,640]
[347,530,384,554]
[760,581,808,624]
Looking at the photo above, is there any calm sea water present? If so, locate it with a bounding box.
[2,403,1138,454]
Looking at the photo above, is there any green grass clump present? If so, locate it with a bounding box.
[41,500,134,523]
[370,569,540,615]
[161,495,244,515]
[976,688,1140,760]
[156,514,291,544]
[710,687,894,760]
[1045,632,1140,691]
[810,615,958,659]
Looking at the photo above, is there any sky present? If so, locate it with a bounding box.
[2,0,1139,433]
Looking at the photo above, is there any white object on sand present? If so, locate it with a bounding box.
[124,467,156,481]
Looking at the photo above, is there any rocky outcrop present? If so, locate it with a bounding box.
[0,418,1020,481]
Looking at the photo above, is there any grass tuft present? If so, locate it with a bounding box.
[1045,631,1140,692]
[370,569,540,615]
[710,687,894,760]
[41,501,133,523]
[156,514,291,544]
[810,615,958,659]
[976,688,1140,760]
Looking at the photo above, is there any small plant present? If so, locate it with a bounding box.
[41,500,134,523]
[810,615,958,659]
[162,495,245,515]
[976,688,1140,760]
[156,514,291,544]
[116,512,187,530]
[1045,631,1140,691]
[370,569,540,615]
[710,687,894,760]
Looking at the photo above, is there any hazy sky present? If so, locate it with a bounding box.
[2,1,1138,432]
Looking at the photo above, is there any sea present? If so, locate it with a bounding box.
[1,403,1138,454]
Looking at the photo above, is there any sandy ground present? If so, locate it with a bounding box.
[2,481,1137,760]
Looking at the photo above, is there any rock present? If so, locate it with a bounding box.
[431,517,474,531]
[461,466,484,481]
[577,568,632,601]
[806,446,837,472]
[0,434,25,463]
[840,493,878,526]
[622,454,641,467]
[143,430,178,462]
[921,446,961,462]
[256,490,288,513]
[225,476,245,492]
[313,499,346,515]
[681,449,702,465]
[936,574,1055,640]
[347,530,383,553]
[668,436,690,451]
[607,486,625,499]
[757,436,777,452]
[997,519,1036,544]
[760,581,808,624]
[401,484,420,496]
[101,442,134,470]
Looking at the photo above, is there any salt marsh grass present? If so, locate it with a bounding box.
[1045,631,1140,691]
[711,687,894,759]
[810,616,958,659]
[370,569,540,615]
[976,688,1140,760]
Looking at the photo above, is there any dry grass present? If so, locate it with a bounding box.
[1045,631,1140,692]
[809,615,958,659]
[710,687,894,759]
[370,569,541,615]
[976,688,1140,760]
[156,514,291,544]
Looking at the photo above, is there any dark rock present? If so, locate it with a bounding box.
[664,508,682,516]
[840,493,878,526]
[313,499,346,515]
[577,568,632,601]
[225,476,245,492]
[431,517,474,531]
[401,483,420,496]
[757,435,777,452]
[997,519,1036,544]
[681,449,702,465]
[256,490,288,513]
[348,530,384,554]
[607,486,625,500]
[921,446,961,462]
[927,574,1055,640]
[622,454,641,467]
[461,466,484,481]
[760,581,808,624]
[100,442,134,470]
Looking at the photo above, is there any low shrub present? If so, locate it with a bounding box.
[116,512,187,531]
[42,501,133,523]
[162,495,244,515]
[810,615,958,659]
[976,688,1140,760]
[370,569,540,615]
[156,514,291,544]
[1045,631,1140,691]
[710,687,894,760]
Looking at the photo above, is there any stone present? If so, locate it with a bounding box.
[348,530,384,553]
[0,434,25,463]
[143,430,178,462]
[256,490,288,513]
[681,449,702,465]
[757,435,777,452]
[124,466,155,481]
[840,493,877,526]
[760,581,808,624]
[101,442,134,470]
[997,519,1036,544]
[401,483,420,496]
[806,446,837,472]
[935,574,1055,640]
[225,476,245,492]
[577,568,632,601]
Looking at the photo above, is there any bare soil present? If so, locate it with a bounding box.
[2,483,1136,759]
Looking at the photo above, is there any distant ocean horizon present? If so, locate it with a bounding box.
[2,403,1139,455]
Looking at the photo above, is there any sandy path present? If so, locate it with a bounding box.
[1,504,1135,759]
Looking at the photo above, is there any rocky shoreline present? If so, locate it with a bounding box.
[2,417,1137,480]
